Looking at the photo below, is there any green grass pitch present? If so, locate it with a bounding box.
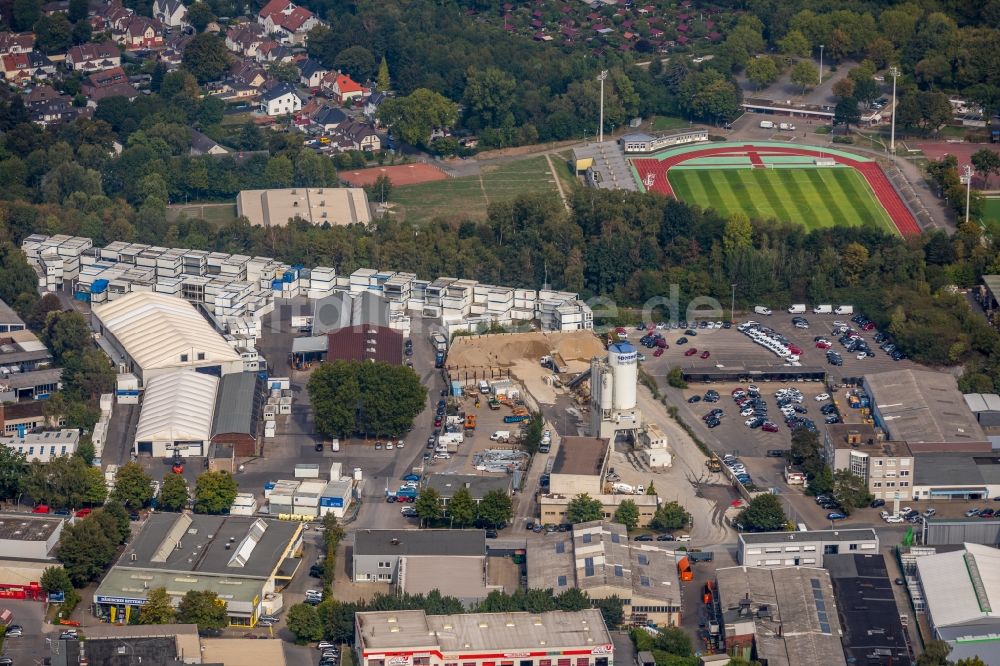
[667,168,896,232]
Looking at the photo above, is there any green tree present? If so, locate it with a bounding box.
[554,587,590,611]
[83,466,108,506]
[478,489,513,528]
[915,639,951,666]
[595,596,624,629]
[654,627,692,656]
[193,470,238,514]
[0,446,26,502]
[723,211,752,256]
[972,149,1000,188]
[463,67,517,128]
[111,463,153,508]
[745,57,780,90]
[40,566,73,597]
[24,456,98,509]
[365,173,393,204]
[34,13,73,53]
[100,501,131,543]
[182,33,231,84]
[566,493,603,524]
[377,56,390,91]
[159,472,189,512]
[613,499,640,530]
[415,487,443,523]
[834,98,861,128]
[186,1,216,32]
[334,46,376,82]
[264,154,294,188]
[139,587,177,625]
[177,590,228,634]
[832,77,856,100]
[377,89,459,148]
[666,367,687,388]
[953,657,988,666]
[74,439,96,466]
[832,469,873,514]
[41,309,91,362]
[650,501,691,531]
[447,486,476,527]
[790,60,819,92]
[679,69,741,122]
[737,494,787,532]
[68,0,87,21]
[55,517,116,585]
[779,31,810,58]
[287,602,324,642]
[13,0,41,32]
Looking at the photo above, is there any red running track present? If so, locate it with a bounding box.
[632,144,920,236]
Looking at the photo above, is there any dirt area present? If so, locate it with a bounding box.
[448,331,604,372]
[339,162,449,187]
[487,555,522,589]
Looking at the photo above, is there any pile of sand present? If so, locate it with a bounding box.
[448,330,605,370]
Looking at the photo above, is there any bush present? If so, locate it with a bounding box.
[832,136,854,144]
[666,367,687,389]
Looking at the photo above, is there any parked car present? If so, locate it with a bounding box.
[634,534,654,541]
[684,348,698,356]
[700,350,711,359]
[870,499,886,508]
[827,512,847,520]
[815,393,830,401]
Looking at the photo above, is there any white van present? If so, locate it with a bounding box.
[834,305,854,315]
[478,380,490,394]
[787,304,806,314]
[759,120,775,129]
[490,430,511,442]
[812,304,833,314]
[330,439,340,452]
[753,305,773,315]
[779,122,796,131]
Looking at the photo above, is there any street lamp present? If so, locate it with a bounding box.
[597,70,608,143]
[888,65,900,154]
[818,45,824,85]
[962,165,973,224]
[730,283,736,323]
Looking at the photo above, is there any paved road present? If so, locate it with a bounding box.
[1,599,54,664]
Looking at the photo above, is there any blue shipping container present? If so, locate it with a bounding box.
[282,270,296,283]
[271,280,283,290]
[92,279,109,293]
[74,291,91,302]
[264,482,276,491]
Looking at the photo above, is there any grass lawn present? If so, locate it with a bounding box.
[982,197,1000,224]
[668,167,897,233]
[165,203,238,226]
[390,155,560,223]
[652,116,689,131]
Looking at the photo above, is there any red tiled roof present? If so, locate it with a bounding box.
[258,0,286,19]
[326,326,403,365]
[334,73,362,93]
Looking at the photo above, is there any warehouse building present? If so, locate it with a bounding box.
[355,609,613,666]
[825,554,910,665]
[963,393,1000,428]
[737,529,879,567]
[211,372,265,457]
[923,516,1000,546]
[236,187,372,227]
[527,521,681,627]
[424,474,511,506]
[133,370,219,457]
[715,566,846,666]
[0,513,65,600]
[94,513,302,626]
[326,324,403,365]
[916,543,1000,664]
[863,369,987,450]
[912,452,1000,501]
[1,429,80,462]
[92,292,243,385]
[0,299,25,333]
[352,529,487,602]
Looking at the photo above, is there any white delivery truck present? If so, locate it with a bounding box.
[329,439,340,452]
[812,304,833,314]
[760,120,775,129]
[834,305,854,315]
[613,483,636,494]
[490,430,511,442]
[753,305,773,315]
[787,304,806,314]
[779,122,796,131]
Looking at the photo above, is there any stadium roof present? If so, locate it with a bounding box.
[864,369,986,444]
[93,292,241,372]
[135,370,219,444]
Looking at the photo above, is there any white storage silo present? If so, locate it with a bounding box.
[599,366,613,411]
[608,342,638,410]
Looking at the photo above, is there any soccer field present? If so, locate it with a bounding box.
[667,167,896,232]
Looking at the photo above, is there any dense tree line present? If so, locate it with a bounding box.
[308,361,427,438]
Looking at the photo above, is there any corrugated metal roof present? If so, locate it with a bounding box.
[965,393,990,412]
[135,370,218,443]
[212,372,261,437]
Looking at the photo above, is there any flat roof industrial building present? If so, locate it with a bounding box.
[236,187,371,227]
[134,370,219,457]
[355,609,613,666]
[738,529,879,568]
[527,521,681,627]
[92,292,243,385]
[863,369,986,448]
[94,513,302,626]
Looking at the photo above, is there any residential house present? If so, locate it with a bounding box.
[337,119,381,151]
[257,0,320,44]
[28,92,87,127]
[0,32,35,56]
[256,40,293,63]
[189,128,229,156]
[25,84,61,105]
[363,90,386,121]
[40,0,69,15]
[230,60,266,89]
[310,105,346,131]
[325,71,363,104]
[159,31,191,69]
[81,66,137,102]
[1,52,54,85]
[152,0,187,28]
[225,23,265,58]
[299,58,327,88]
[260,82,301,116]
[119,16,165,50]
[65,41,121,72]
